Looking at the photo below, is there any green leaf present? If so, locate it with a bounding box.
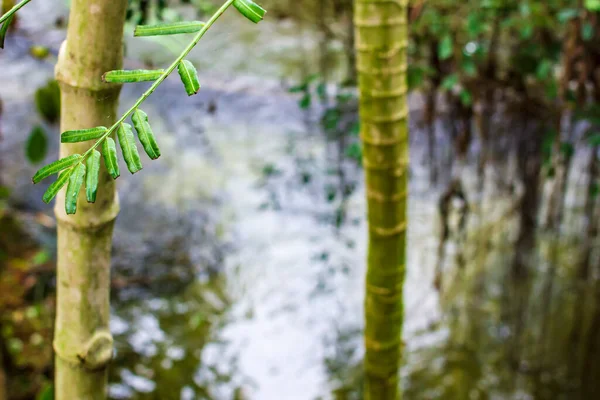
[134,21,206,36]
[345,142,362,164]
[117,123,143,174]
[289,82,308,93]
[177,60,200,96]
[34,80,61,123]
[33,154,81,184]
[299,93,311,109]
[407,66,424,89]
[85,150,101,203]
[460,89,473,107]
[0,13,14,49]
[36,383,54,400]
[25,126,48,164]
[585,0,600,11]
[589,133,600,147]
[591,182,600,198]
[65,163,86,215]
[233,0,266,23]
[61,126,108,143]
[102,137,120,179]
[461,59,477,77]
[132,109,161,160]
[102,69,165,83]
[438,35,453,60]
[316,82,327,101]
[582,22,594,41]
[42,169,74,204]
[441,74,459,91]
[466,13,483,37]
[561,141,575,158]
[558,8,579,23]
[536,59,553,80]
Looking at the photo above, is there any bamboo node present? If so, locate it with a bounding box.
[366,189,408,202]
[365,336,403,351]
[360,108,409,124]
[54,329,114,371]
[362,158,409,171]
[360,133,406,146]
[370,222,408,237]
[354,17,406,28]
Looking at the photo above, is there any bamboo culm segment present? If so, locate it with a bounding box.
[32,154,82,183]
[102,69,165,83]
[65,163,86,215]
[134,21,206,36]
[102,137,120,179]
[177,60,201,96]
[53,0,125,397]
[42,169,74,204]
[132,109,161,159]
[61,126,108,143]
[86,150,101,203]
[355,0,409,399]
[117,123,143,174]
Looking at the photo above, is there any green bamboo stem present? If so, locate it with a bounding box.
[354,0,409,399]
[53,0,128,398]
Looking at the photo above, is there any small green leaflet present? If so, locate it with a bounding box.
[86,150,101,203]
[103,69,165,83]
[0,13,14,49]
[65,163,86,215]
[33,154,82,184]
[233,0,266,23]
[102,137,120,179]
[42,169,74,204]
[117,123,143,174]
[177,60,201,96]
[132,109,161,160]
[61,126,108,143]
[134,21,206,36]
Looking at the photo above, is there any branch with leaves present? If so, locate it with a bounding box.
[32,0,266,214]
[0,0,31,48]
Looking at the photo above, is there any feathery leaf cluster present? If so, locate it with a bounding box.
[32,0,266,214]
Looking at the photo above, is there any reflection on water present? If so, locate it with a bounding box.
[1,1,600,399]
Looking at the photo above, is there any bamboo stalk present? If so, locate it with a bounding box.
[53,0,127,398]
[354,0,409,399]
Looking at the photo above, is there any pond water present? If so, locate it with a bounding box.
[1,1,599,400]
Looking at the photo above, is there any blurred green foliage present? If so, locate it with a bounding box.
[34,80,60,124]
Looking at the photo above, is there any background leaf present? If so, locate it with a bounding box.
[34,80,61,124]
[25,126,48,164]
